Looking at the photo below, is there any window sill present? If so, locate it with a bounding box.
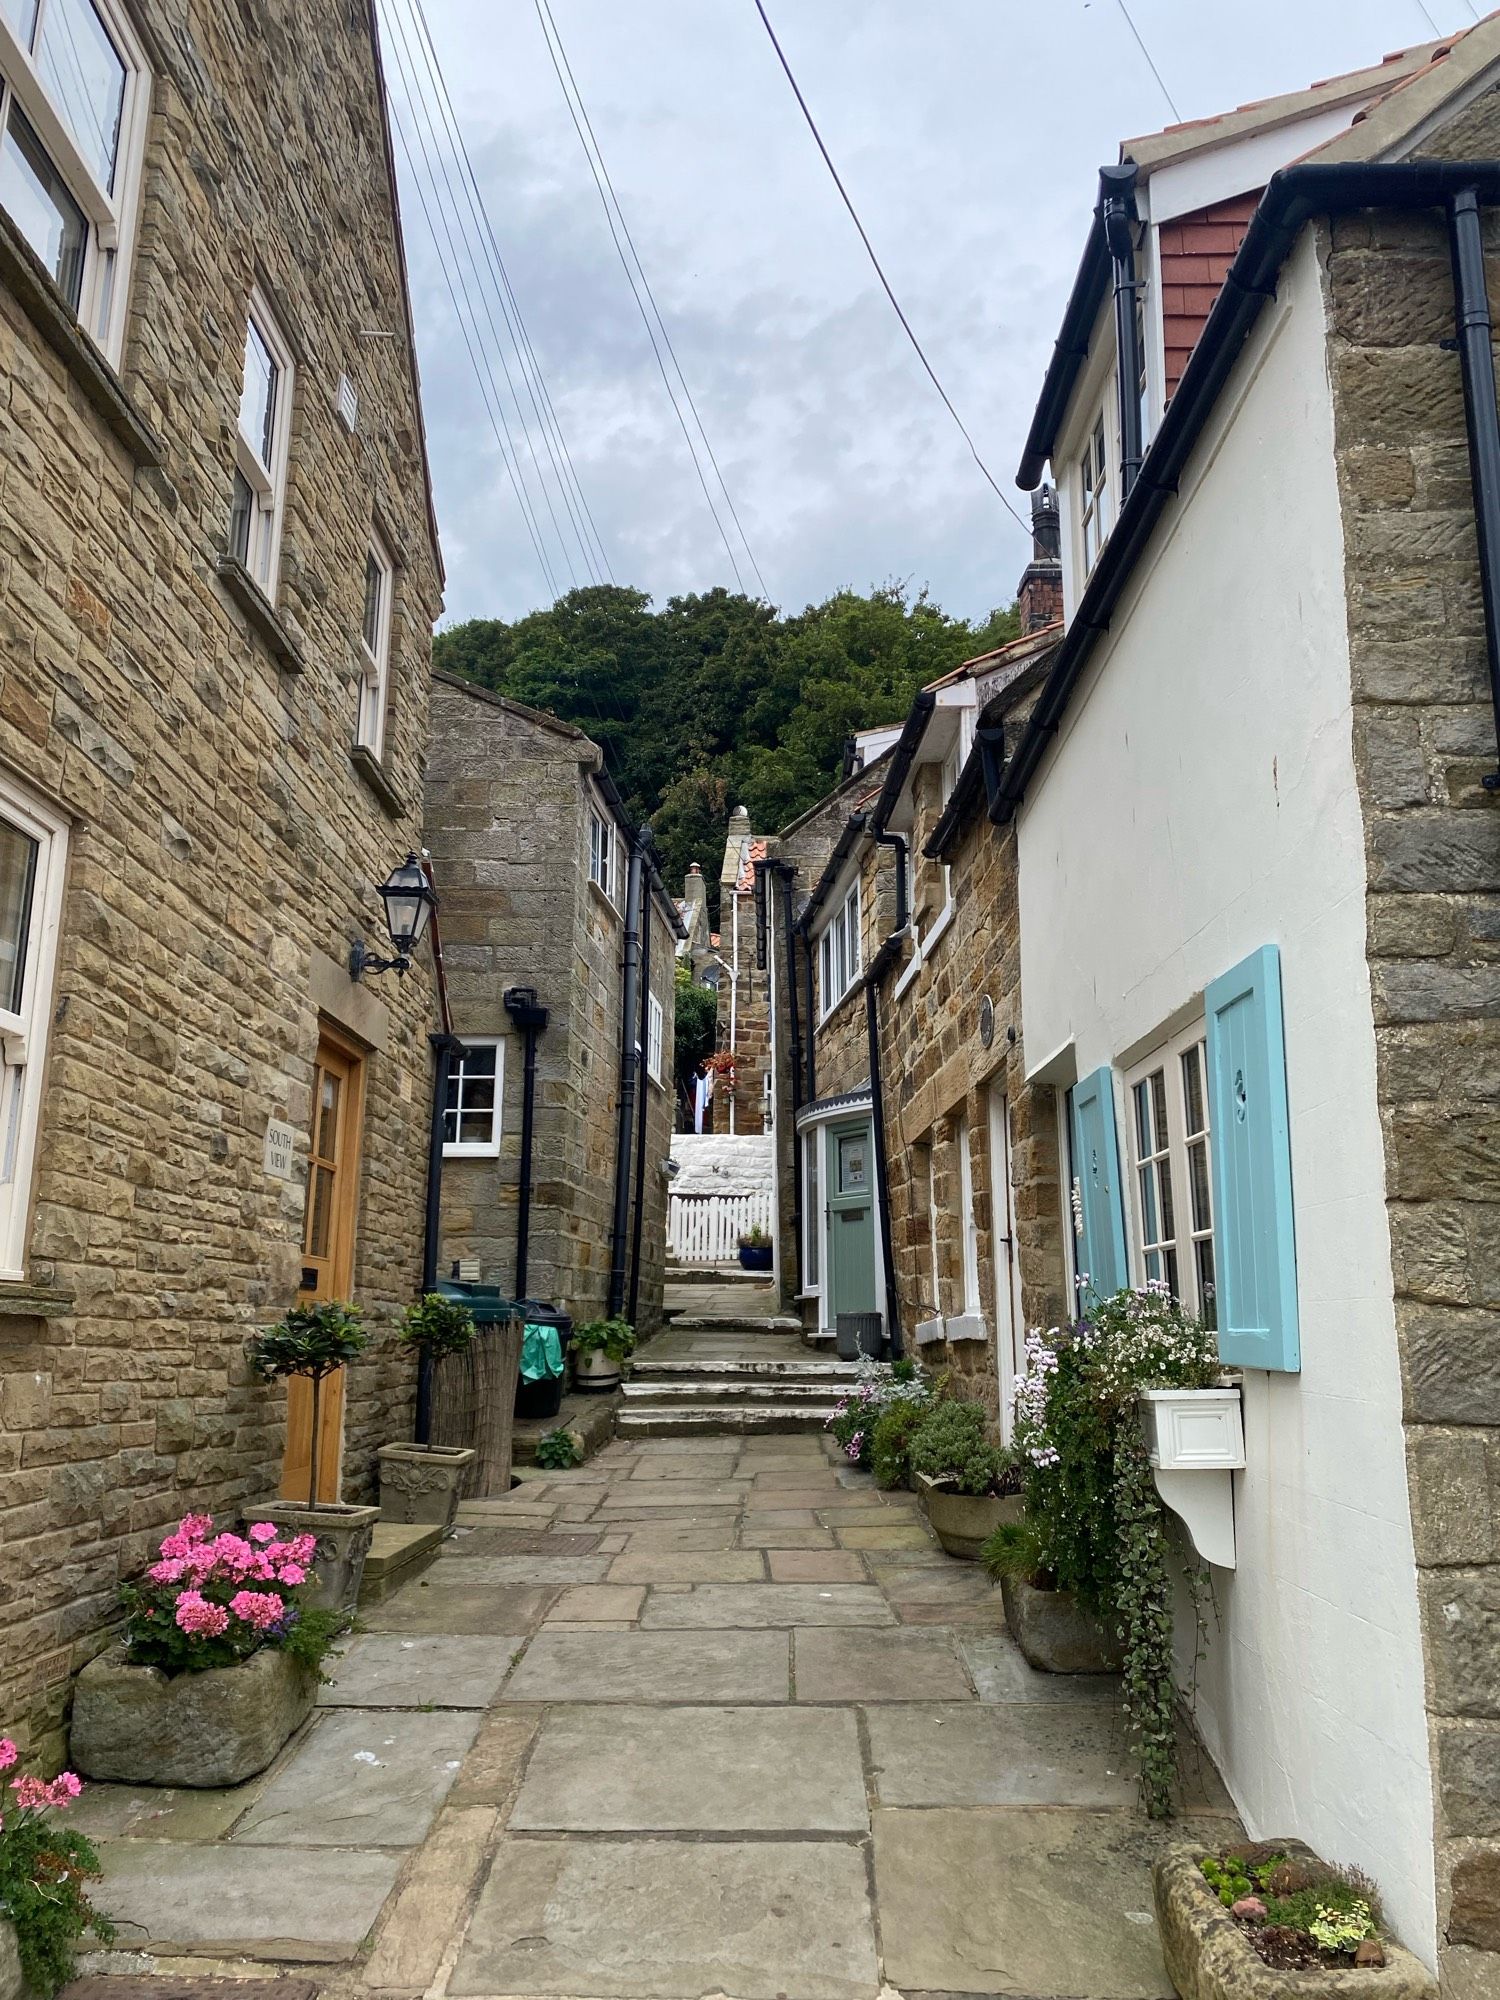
[0,209,162,471]
[0,1279,75,1321]
[350,743,406,818]
[817,981,864,1033]
[944,1312,988,1344]
[913,1315,945,1346]
[588,878,620,919]
[215,557,306,673]
[442,1143,501,1160]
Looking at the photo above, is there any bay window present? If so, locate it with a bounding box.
[0,0,149,363]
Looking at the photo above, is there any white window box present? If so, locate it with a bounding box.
[1139,1385,1243,1571]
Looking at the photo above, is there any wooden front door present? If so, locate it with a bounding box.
[281,1029,365,1503]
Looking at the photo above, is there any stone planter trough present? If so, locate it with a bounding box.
[573,1348,621,1394]
[1000,1571,1124,1673]
[1153,1843,1436,2000]
[246,1499,380,1614]
[70,1643,316,1788]
[377,1442,476,1527]
[0,1918,24,2000]
[916,1474,1019,1560]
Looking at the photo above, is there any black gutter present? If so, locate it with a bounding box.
[607,833,646,1318]
[868,689,937,834]
[627,862,653,1326]
[862,933,904,1358]
[927,711,1005,861]
[502,988,549,1299]
[1448,186,1500,789]
[776,863,806,1295]
[997,160,1500,824]
[417,1030,464,1444]
[1017,198,1112,490]
[1100,164,1143,498]
[802,923,817,1104]
[753,855,770,971]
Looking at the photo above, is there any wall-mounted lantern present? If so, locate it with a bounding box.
[350,853,437,980]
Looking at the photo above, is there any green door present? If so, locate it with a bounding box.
[828,1117,878,1322]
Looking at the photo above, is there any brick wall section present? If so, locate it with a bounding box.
[0,2,442,1758]
[425,676,674,1337]
[1160,191,1261,397]
[1323,115,1500,1990]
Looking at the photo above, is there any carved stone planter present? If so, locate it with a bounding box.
[247,1500,379,1614]
[0,1918,24,2000]
[377,1443,476,1528]
[916,1475,1020,1560]
[1000,1572,1123,1673]
[71,1644,316,1788]
[1153,1844,1436,2000]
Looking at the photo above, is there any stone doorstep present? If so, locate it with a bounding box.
[511,1387,619,1465]
[356,1522,443,1606]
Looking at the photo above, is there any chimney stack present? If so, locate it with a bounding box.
[1016,483,1063,634]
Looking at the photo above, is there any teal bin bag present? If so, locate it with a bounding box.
[520,1320,565,1383]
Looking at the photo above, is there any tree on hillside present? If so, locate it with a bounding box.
[432,582,1017,917]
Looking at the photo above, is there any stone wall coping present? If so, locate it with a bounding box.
[0,210,163,471]
[350,743,406,818]
[0,1280,74,1320]
[213,557,306,673]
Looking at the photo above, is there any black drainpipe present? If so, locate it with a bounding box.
[777,863,805,1296]
[417,1030,464,1444]
[801,927,817,1105]
[607,833,646,1318]
[1448,185,1500,791]
[1100,162,1143,499]
[502,987,549,1299]
[863,935,903,1358]
[627,852,655,1326]
[870,828,909,932]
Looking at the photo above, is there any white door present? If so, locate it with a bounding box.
[987,1087,1024,1437]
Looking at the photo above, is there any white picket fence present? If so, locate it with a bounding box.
[667,1189,773,1265]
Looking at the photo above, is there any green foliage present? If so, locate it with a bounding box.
[1113,1422,1179,1819]
[278,1606,345,1679]
[979,1514,1046,1585]
[1200,1853,1256,1906]
[908,1400,1017,1498]
[1199,1852,1381,1954]
[433,582,1019,915]
[536,1427,583,1470]
[247,1301,369,1382]
[0,1812,113,1996]
[571,1317,636,1364]
[739,1225,770,1248]
[674,962,718,1078]
[1306,1902,1376,1953]
[870,1398,928,1490]
[397,1294,476,1363]
[827,1360,933,1468]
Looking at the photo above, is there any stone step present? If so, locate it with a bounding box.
[664,1314,805,1334]
[622,1378,843,1407]
[664,1263,775,1286]
[616,1403,841,1437]
[630,1356,858,1383]
[357,1521,442,1606]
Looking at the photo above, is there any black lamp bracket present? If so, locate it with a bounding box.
[350,938,411,981]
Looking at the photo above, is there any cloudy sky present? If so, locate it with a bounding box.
[381,0,1480,629]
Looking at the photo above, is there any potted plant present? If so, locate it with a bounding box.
[981,1513,1125,1675]
[245,1301,379,1612]
[378,1293,478,1527]
[826,1358,932,1470]
[570,1315,636,1394]
[1154,1840,1435,1998]
[71,1513,341,1790]
[909,1399,1023,1557]
[737,1224,773,1271]
[0,1739,112,1998]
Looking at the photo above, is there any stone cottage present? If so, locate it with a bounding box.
[0,0,445,1758]
[424,674,679,1335]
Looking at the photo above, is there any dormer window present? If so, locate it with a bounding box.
[1079,409,1111,576]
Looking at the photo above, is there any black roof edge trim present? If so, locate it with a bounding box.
[869,688,938,834]
[1015,164,1134,490]
[926,707,1008,861]
[797,813,869,934]
[997,158,1500,826]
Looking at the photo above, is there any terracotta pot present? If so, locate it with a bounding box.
[1000,1571,1124,1673]
[246,1500,379,1614]
[71,1643,316,1788]
[573,1348,621,1394]
[377,1443,476,1528]
[916,1474,1019,1560]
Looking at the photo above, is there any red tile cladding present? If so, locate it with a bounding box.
[1159,191,1263,398]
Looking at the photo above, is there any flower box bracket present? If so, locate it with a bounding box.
[1139,1385,1245,1570]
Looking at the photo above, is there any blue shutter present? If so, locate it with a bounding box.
[1205,944,1300,1372]
[1070,1066,1129,1300]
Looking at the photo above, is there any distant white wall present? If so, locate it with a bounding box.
[669,1132,775,1195]
[1016,232,1435,1963]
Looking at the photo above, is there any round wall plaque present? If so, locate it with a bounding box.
[977,995,995,1048]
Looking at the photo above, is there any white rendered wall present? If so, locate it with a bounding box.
[1016,232,1435,1963]
[668,1132,775,1196]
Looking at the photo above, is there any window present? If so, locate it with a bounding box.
[1126,1023,1216,1326]
[957,1116,981,1316]
[0,0,148,361]
[356,534,394,758]
[802,1127,821,1292]
[1079,407,1111,576]
[229,290,294,597]
[817,881,860,1019]
[588,806,613,901]
[442,1038,502,1157]
[646,991,664,1085]
[0,770,66,1279]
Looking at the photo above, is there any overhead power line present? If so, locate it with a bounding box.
[751,0,1032,535]
[533,0,769,599]
[1114,1,1181,124]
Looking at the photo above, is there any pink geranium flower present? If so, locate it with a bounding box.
[0,1740,17,1771]
[248,1522,278,1544]
[173,1591,230,1638]
[277,1563,306,1587]
[229,1590,285,1631]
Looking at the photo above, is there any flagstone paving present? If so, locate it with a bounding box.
[72,1415,1240,1999]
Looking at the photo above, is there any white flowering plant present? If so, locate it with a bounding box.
[826,1358,932,1468]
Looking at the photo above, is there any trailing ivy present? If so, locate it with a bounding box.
[1112,1420,1181,1818]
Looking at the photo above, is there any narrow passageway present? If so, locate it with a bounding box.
[77,1305,1239,2000]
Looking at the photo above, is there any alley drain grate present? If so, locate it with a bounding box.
[446,1528,603,1557]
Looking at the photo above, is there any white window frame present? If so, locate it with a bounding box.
[0,0,150,366]
[646,990,664,1085]
[816,879,861,1021]
[1078,403,1111,578]
[441,1036,503,1159]
[1124,1018,1217,1326]
[588,804,614,903]
[0,769,67,1280]
[925,1139,942,1319]
[229,287,295,599]
[356,531,394,759]
[801,1125,822,1298]
[957,1116,981,1316]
